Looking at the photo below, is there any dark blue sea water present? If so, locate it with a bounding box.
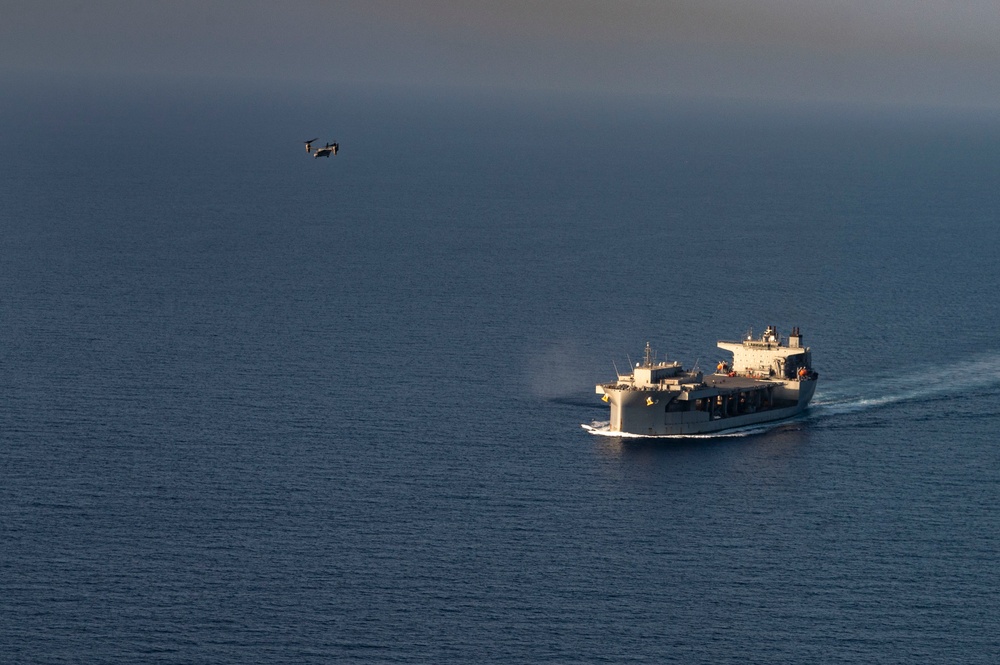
[2,76,999,663]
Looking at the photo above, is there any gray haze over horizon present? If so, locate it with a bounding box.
[3,1,1000,108]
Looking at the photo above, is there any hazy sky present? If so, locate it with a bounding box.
[3,0,1000,107]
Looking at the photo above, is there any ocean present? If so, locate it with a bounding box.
[2,76,999,663]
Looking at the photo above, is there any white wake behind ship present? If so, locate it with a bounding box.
[586,326,818,437]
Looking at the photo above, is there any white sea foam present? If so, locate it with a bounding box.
[581,420,798,439]
[811,354,1000,417]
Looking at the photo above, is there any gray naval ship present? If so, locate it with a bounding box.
[588,326,818,436]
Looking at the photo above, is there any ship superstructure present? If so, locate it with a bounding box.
[590,326,818,436]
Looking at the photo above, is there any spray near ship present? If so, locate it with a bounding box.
[586,326,817,437]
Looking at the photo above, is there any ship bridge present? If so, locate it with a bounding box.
[717,326,813,379]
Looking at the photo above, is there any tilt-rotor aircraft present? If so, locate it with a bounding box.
[303,138,339,158]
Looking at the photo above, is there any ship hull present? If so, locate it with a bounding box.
[598,377,816,437]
